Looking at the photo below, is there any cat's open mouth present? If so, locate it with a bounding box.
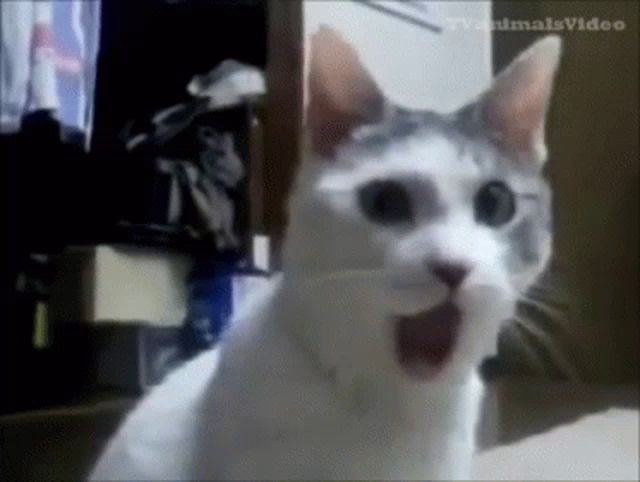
[394,301,461,379]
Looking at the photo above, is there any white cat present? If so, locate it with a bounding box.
[90,28,561,480]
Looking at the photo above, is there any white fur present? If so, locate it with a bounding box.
[91,32,558,481]
[90,276,484,480]
[90,134,537,481]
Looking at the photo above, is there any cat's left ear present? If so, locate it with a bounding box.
[307,26,388,157]
[462,35,562,165]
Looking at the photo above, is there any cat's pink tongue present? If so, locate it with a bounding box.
[394,301,461,379]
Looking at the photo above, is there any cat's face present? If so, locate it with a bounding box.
[284,28,561,383]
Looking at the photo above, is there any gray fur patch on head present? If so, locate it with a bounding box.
[506,181,552,277]
[350,107,453,153]
[452,102,485,143]
[345,103,553,284]
[510,218,544,265]
[349,105,504,167]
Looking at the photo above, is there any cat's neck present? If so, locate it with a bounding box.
[273,272,478,421]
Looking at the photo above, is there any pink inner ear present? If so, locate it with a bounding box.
[307,27,386,157]
[486,76,551,154]
[482,36,561,161]
[307,94,366,157]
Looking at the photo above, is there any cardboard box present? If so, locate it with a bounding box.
[51,245,192,327]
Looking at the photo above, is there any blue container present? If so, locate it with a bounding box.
[185,260,234,353]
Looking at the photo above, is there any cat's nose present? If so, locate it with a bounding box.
[428,261,469,290]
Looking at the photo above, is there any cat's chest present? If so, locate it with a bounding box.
[202,320,480,478]
[207,376,476,480]
[214,413,472,480]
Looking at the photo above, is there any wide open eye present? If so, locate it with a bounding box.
[474,180,516,227]
[358,180,413,225]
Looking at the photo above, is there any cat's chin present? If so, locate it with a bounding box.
[393,301,461,381]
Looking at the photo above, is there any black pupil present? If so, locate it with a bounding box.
[474,181,515,227]
[359,180,412,225]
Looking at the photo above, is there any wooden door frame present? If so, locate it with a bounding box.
[263,0,304,267]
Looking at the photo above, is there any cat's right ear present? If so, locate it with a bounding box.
[306,26,388,157]
[458,35,562,165]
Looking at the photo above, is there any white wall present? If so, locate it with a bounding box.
[304,0,492,113]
